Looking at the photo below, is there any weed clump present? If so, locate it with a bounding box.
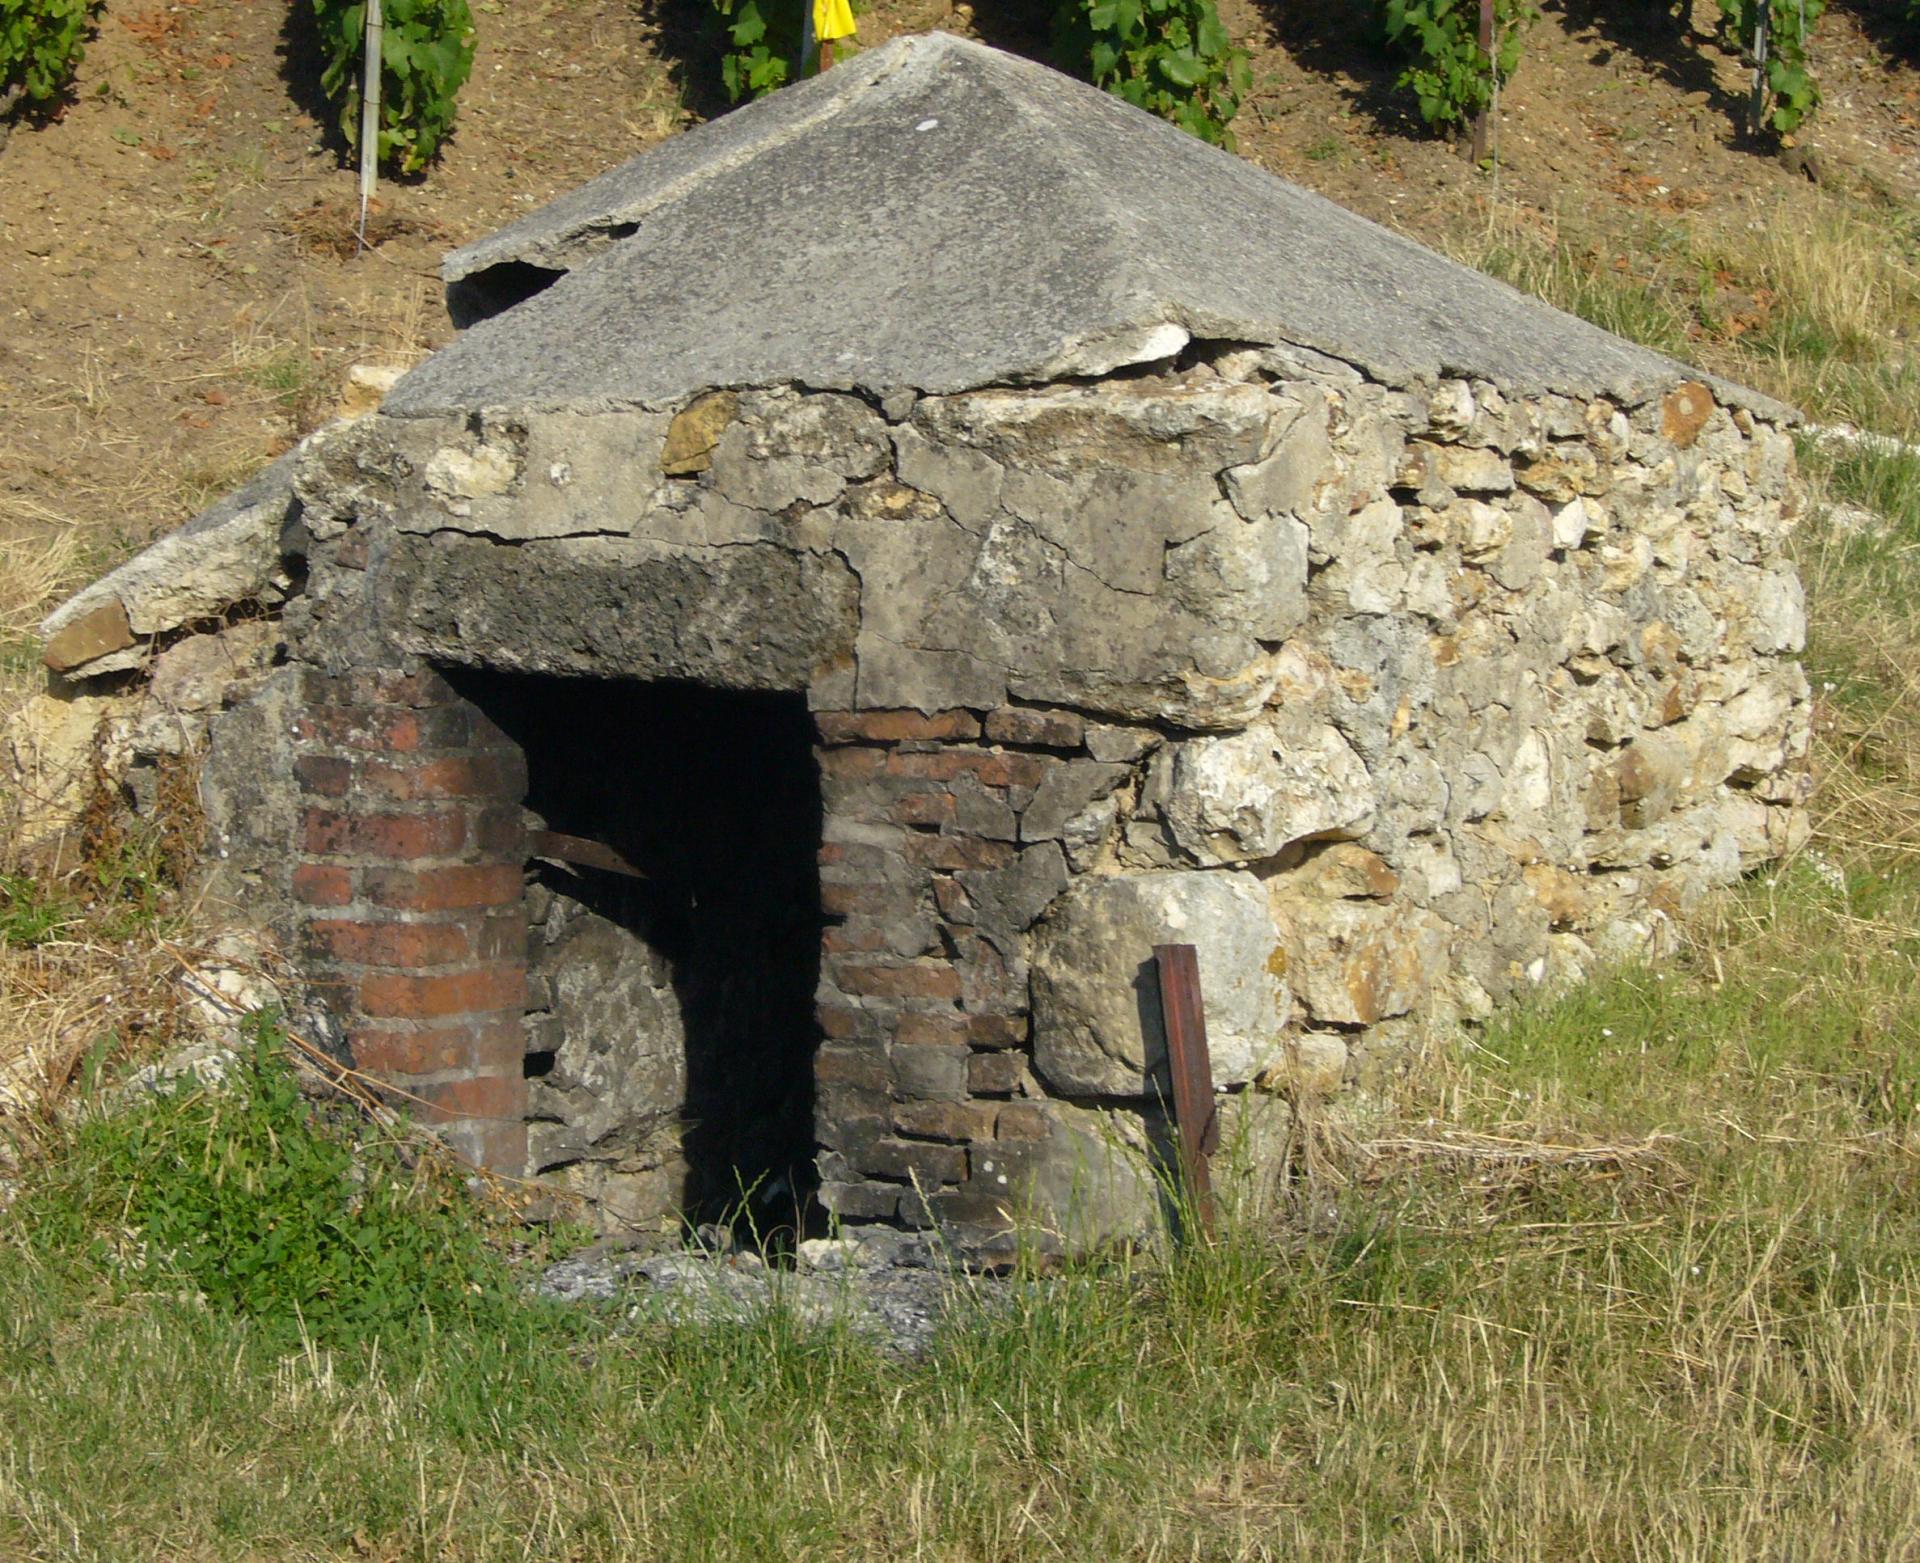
[20,1012,536,1356]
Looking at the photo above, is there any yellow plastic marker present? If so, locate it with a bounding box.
[814,0,856,70]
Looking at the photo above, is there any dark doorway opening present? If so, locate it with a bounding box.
[445,670,824,1234]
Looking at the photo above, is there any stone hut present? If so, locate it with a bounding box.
[22,33,1811,1249]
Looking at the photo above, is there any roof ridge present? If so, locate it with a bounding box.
[443,34,934,286]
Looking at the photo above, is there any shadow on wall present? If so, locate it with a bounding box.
[444,669,825,1232]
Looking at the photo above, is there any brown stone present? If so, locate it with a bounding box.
[857,1137,966,1186]
[659,390,738,475]
[832,960,962,1000]
[1660,381,1713,448]
[994,1103,1051,1141]
[815,1044,888,1090]
[43,598,134,672]
[819,1181,904,1221]
[1523,864,1588,928]
[1299,842,1400,900]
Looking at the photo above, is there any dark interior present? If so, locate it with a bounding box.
[445,669,825,1230]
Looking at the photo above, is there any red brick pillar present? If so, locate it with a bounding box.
[811,708,1054,1230]
[289,667,530,1172]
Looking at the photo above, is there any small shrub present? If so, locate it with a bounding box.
[0,0,98,110]
[710,0,804,100]
[1715,0,1825,135]
[311,0,476,174]
[24,1012,527,1354]
[1053,0,1250,147]
[1381,0,1534,135]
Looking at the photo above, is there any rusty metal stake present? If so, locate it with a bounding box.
[1154,942,1218,1240]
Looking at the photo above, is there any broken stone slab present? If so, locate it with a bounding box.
[534,1236,1008,1359]
[1030,870,1290,1096]
[43,598,134,674]
[41,437,318,677]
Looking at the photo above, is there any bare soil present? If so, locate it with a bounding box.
[3,0,1919,619]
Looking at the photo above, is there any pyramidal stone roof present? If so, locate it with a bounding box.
[390,32,1747,416]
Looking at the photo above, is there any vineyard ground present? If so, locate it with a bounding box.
[9,2,1920,1558]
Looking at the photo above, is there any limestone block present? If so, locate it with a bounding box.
[384,410,718,542]
[891,425,1005,527]
[1552,496,1608,550]
[1003,466,1223,594]
[1223,403,1333,519]
[1061,796,1119,871]
[974,1102,1165,1248]
[1428,381,1475,437]
[1503,729,1554,816]
[1492,494,1551,591]
[1461,499,1511,559]
[529,906,687,1150]
[1288,841,1401,900]
[1600,536,1654,593]
[1315,499,1405,613]
[953,842,1069,935]
[198,668,299,911]
[1744,568,1807,655]
[1085,723,1160,763]
[1030,871,1290,1096]
[1021,761,1132,843]
[1164,513,1310,640]
[1433,445,1514,493]
[1160,716,1376,865]
[1404,555,1453,620]
[1515,442,1603,504]
[424,443,518,508]
[913,378,1271,479]
[1268,896,1450,1026]
[1323,615,1436,765]
[710,390,889,511]
[149,621,278,713]
[2,689,137,846]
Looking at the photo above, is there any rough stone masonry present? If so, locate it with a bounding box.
[13,33,1811,1253]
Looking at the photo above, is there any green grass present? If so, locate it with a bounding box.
[7,863,1920,1560]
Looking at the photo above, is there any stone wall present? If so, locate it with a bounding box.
[16,339,1812,1250]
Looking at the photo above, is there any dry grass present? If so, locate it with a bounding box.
[0,528,83,717]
